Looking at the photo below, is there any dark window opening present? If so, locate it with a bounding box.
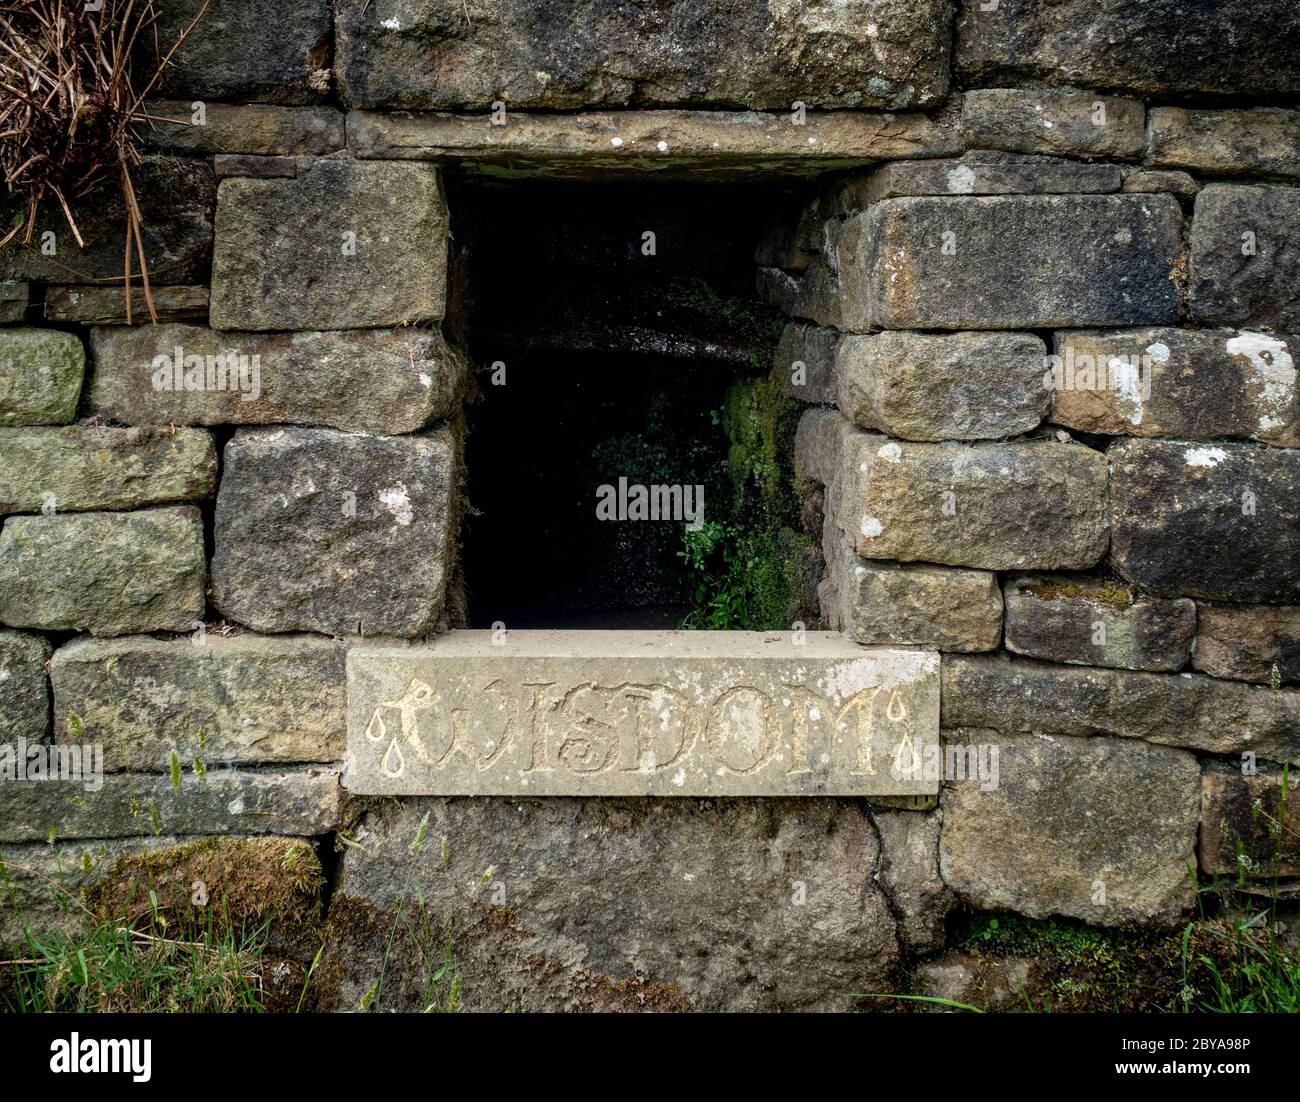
[449,177,803,629]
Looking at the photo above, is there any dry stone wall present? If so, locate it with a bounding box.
[0,0,1297,1011]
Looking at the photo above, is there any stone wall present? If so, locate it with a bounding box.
[0,1,1297,1011]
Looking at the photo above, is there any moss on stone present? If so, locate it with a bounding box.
[83,836,324,938]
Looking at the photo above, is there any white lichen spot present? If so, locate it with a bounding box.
[946,164,976,194]
[380,17,400,30]
[1111,355,1144,426]
[1184,446,1228,468]
[379,483,415,525]
[1226,332,1295,437]
[861,516,883,538]
[877,441,903,462]
[656,140,669,153]
[672,767,686,787]
[418,372,432,388]
[610,137,623,148]
[227,797,246,815]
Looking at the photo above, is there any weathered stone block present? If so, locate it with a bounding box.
[0,157,215,285]
[1051,329,1298,448]
[830,550,1003,653]
[871,809,954,954]
[88,324,463,435]
[1149,107,1300,180]
[141,0,332,105]
[347,108,963,179]
[839,195,1183,331]
[50,634,347,771]
[756,263,842,329]
[1190,185,1300,329]
[142,101,344,156]
[327,795,900,1011]
[1193,604,1300,685]
[864,152,1121,200]
[0,329,84,426]
[1121,168,1199,198]
[956,0,1300,99]
[210,161,448,331]
[0,837,180,942]
[836,330,1049,441]
[0,282,27,324]
[336,0,952,110]
[0,427,217,515]
[43,285,208,325]
[794,408,855,487]
[0,507,205,636]
[346,631,940,797]
[940,731,1200,925]
[212,427,456,637]
[212,155,300,179]
[1003,575,1194,672]
[845,438,1109,570]
[773,323,838,405]
[1109,439,1300,602]
[1199,765,1300,878]
[0,628,50,741]
[0,769,343,841]
[961,89,1144,158]
[941,653,1300,764]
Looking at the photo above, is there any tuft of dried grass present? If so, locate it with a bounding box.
[0,0,206,321]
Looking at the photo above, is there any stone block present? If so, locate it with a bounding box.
[844,438,1109,570]
[346,630,940,797]
[1120,168,1199,198]
[939,731,1201,925]
[0,628,50,741]
[142,101,344,156]
[346,107,964,180]
[42,285,209,325]
[838,194,1183,331]
[773,323,838,405]
[140,0,332,105]
[0,329,84,426]
[864,152,1122,200]
[0,426,217,515]
[0,282,28,324]
[50,634,347,771]
[211,427,457,637]
[1003,575,1195,672]
[210,160,448,330]
[1149,108,1300,180]
[1190,185,1300,329]
[0,507,206,636]
[336,0,952,110]
[1109,439,1300,602]
[956,0,1300,99]
[836,330,1049,441]
[831,550,1003,653]
[871,808,954,954]
[0,768,343,841]
[961,89,1144,158]
[326,795,900,1011]
[941,653,1300,764]
[1050,329,1298,448]
[0,157,215,285]
[87,324,463,435]
[1193,604,1300,685]
[1199,765,1300,878]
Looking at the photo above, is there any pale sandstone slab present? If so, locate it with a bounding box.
[346,631,939,797]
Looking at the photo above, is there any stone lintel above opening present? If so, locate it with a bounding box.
[346,630,940,797]
[346,109,963,181]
